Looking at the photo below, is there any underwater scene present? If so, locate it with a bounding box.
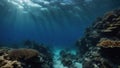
[0,0,120,68]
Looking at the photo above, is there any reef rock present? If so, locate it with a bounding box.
[60,49,76,68]
[76,9,120,68]
[23,40,53,68]
[0,45,53,68]
[0,48,22,68]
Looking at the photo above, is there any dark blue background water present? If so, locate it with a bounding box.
[0,0,120,48]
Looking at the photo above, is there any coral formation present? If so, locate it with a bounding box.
[0,42,53,68]
[76,9,120,68]
[97,38,120,48]
[23,40,53,68]
[0,48,22,68]
[8,49,40,60]
[0,48,42,68]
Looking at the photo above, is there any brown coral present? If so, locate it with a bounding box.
[97,38,120,48]
[8,49,40,60]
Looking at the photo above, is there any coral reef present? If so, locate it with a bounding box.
[23,40,53,68]
[0,48,42,68]
[82,47,114,68]
[76,9,120,68]
[0,41,53,68]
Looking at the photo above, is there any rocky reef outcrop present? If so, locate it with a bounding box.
[0,47,22,68]
[76,9,120,68]
[23,40,53,68]
[59,49,82,68]
[59,49,76,68]
[0,41,53,68]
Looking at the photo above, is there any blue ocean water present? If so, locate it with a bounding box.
[0,0,120,68]
[0,0,120,48]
